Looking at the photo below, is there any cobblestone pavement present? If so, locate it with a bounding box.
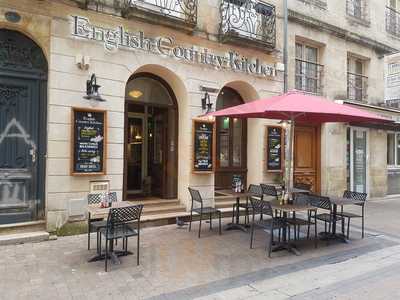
[0,198,399,299]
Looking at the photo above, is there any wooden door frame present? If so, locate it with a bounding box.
[294,123,321,193]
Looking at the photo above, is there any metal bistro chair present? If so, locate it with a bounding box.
[311,194,343,235]
[287,193,318,248]
[233,184,263,225]
[87,192,117,251]
[294,182,312,191]
[188,187,222,238]
[100,204,143,272]
[338,190,367,239]
[249,198,287,257]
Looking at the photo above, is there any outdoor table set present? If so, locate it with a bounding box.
[86,193,143,272]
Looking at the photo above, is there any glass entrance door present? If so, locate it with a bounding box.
[127,116,145,194]
[349,128,368,193]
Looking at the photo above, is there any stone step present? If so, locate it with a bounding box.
[215,200,237,209]
[0,231,49,246]
[127,199,180,207]
[0,220,46,235]
[142,204,187,215]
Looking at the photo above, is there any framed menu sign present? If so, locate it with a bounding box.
[193,119,215,173]
[266,126,283,172]
[71,107,107,175]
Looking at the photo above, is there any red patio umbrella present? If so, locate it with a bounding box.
[207,91,391,196]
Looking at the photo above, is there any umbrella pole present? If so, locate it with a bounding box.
[285,117,295,199]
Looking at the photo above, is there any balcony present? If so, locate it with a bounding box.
[219,0,276,51]
[347,72,368,102]
[295,59,324,95]
[386,6,400,37]
[122,0,198,32]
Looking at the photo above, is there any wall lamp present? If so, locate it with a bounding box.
[84,74,106,102]
[201,91,213,113]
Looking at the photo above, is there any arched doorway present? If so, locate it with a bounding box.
[0,29,48,224]
[124,73,178,199]
[215,87,247,189]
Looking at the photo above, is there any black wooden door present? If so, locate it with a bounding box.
[0,29,47,224]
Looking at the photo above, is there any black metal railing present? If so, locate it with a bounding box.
[126,0,198,25]
[295,59,324,95]
[346,0,368,21]
[386,6,400,36]
[347,72,368,102]
[219,0,276,49]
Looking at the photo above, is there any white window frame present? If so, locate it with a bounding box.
[387,131,400,169]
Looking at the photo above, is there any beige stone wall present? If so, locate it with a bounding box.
[0,0,285,229]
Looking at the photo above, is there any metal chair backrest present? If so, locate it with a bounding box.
[248,184,263,198]
[188,187,203,205]
[108,192,118,202]
[87,193,103,205]
[249,198,274,218]
[293,193,310,205]
[294,182,312,191]
[106,205,144,229]
[260,184,278,197]
[308,194,331,210]
[343,190,367,205]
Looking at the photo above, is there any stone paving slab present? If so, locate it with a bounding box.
[0,205,398,300]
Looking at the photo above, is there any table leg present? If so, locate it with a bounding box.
[272,211,301,256]
[319,203,348,243]
[224,196,248,232]
[235,197,240,224]
[88,237,133,263]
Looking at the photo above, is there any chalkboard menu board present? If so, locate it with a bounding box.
[193,119,215,173]
[71,108,107,175]
[267,126,283,171]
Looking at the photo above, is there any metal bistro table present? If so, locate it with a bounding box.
[223,191,252,232]
[270,200,316,256]
[87,201,132,264]
[319,196,363,243]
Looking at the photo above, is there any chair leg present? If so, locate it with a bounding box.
[88,222,91,250]
[189,210,193,232]
[250,223,255,249]
[278,228,281,242]
[105,239,108,272]
[324,221,327,233]
[209,213,212,231]
[314,215,318,248]
[198,214,202,238]
[218,212,222,235]
[137,233,140,266]
[347,218,350,239]
[297,225,300,240]
[268,228,273,258]
[232,204,235,223]
[362,209,365,238]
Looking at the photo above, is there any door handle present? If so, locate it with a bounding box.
[29,148,36,163]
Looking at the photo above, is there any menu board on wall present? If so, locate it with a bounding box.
[266,126,283,171]
[71,108,107,175]
[193,119,215,173]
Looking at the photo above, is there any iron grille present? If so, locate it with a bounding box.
[126,0,197,25]
[386,6,400,37]
[346,0,368,21]
[295,59,324,95]
[219,0,276,49]
[347,72,368,102]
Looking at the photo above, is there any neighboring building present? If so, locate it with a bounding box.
[0,0,399,232]
[288,0,400,198]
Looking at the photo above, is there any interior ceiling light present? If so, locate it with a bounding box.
[129,90,143,99]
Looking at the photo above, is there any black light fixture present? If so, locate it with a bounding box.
[201,91,213,112]
[84,74,106,102]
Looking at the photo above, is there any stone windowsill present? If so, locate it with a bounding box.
[346,15,371,28]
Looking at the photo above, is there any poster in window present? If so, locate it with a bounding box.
[71,107,107,175]
[266,126,283,171]
[193,119,215,173]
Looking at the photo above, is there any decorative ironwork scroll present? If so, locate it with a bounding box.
[219,0,276,48]
[127,0,197,25]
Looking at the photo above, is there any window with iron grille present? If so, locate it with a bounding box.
[347,56,368,102]
[295,43,323,95]
[346,0,368,21]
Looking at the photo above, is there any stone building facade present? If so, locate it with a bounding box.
[0,0,399,231]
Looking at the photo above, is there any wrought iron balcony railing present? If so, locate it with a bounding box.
[219,0,276,50]
[346,0,368,21]
[386,6,400,37]
[347,72,368,102]
[123,0,198,31]
[295,59,324,95]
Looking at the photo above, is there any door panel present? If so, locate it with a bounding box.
[350,129,367,193]
[0,77,39,223]
[293,125,320,193]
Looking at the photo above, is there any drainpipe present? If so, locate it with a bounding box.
[283,0,288,93]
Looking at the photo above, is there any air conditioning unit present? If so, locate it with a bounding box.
[89,180,109,194]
